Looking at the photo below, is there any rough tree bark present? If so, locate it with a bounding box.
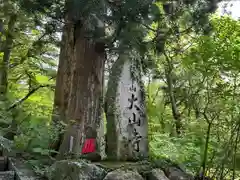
[55,3,105,159]
[50,13,74,152]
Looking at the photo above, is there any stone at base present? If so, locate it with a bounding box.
[147,169,169,180]
[103,169,144,180]
[0,171,15,180]
[47,160,106,180]
[8,158,43,180]
[166,167,193,180]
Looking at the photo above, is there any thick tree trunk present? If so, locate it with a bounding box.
[50,14,74,152]
[57,14,105,160]
[0,15,17,98]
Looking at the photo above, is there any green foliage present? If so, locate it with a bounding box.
[0,0,58,161]
[146,14,240,179]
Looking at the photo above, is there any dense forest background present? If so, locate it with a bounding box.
[0,0,240,179]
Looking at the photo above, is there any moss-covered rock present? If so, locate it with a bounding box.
[166,167,193,180]
[47,159,107,180]
[147,169,169,180]
[47,159,194,180]
[103,169,144,180]
[0,136,14,156]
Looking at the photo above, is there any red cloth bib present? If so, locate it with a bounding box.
[81,138,96,154]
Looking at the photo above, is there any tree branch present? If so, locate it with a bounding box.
[7,84,54,111]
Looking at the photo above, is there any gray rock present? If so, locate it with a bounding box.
[48,160,106,180]
[167,167,193,180]
[148,169,169,180]
[103,169,144,180]
[0,171,14,180]
[8,158,42,180]
[152,159,185,172]
[0,136,13,156]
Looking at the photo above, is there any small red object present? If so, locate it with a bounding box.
[81,138,96,154]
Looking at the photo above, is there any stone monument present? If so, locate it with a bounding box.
[105,56,148,160]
